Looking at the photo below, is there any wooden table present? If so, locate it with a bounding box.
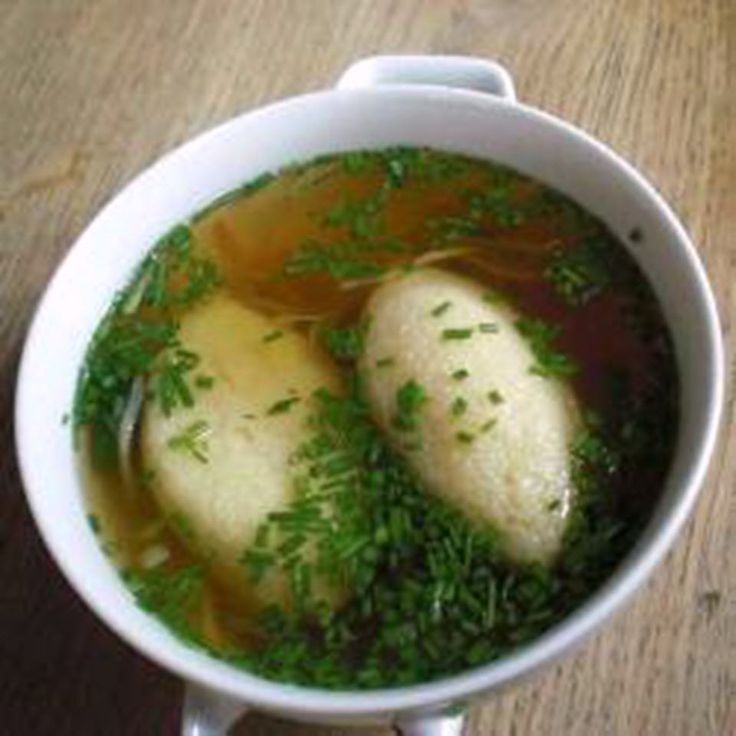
[1,1,733,734]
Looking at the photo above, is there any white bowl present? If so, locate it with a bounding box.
[15,57,724,735]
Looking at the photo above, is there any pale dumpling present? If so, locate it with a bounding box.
[141,294,340,606]
[359,268,578,565]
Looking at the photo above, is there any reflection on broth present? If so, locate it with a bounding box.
[76,148,677,688]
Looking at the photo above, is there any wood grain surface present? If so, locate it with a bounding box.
[1,1,733,734]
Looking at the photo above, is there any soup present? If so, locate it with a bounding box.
[74,148,678,689]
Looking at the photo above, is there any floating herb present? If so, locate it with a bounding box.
[393,380,427,432]
[451,396,468,418]
[431,301,452,317]
[515,318,578,378]
[266,396,301,416]
[166,420,211,464]
[321,324,367,361]
[487,390,504,405]
[479,418,497,434]
[262,330,284,343]
[124,564,204,645]
[194,374,215,389]
[442,328,474,341]
[73,224,220,466]
[546,237,614,306]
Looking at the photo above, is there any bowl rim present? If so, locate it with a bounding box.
[14,83,724,718]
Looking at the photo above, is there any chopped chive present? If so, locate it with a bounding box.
[455,430,475,444]
[442,328,474,341]
[376,357,395,368]
[482,289,507,305]
[392,379,427,432]
[478,322,499,334]
[515,318,578,378]
[267,396,301,416]
[194,375,215,389]
[166,420,211,463]
[430,301,452,317]
[479,418,497,433]
[451,397,468,417]
[451,369,470,381]
[487,390,504,405]
[263,330,284,343]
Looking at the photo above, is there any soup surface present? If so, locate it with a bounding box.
[75,148,678,688]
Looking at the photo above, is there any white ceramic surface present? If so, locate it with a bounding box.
[15,56,723,732]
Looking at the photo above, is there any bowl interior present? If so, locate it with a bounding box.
[15,86,723,719]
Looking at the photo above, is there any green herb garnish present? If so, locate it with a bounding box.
[266,396,301,416]
[479,418,497,433]
[546,237,613,306]
[442,328,474,341]
[515,318,577,378]
[194,374,215,389]
[73,224,220,465]
[452,369,470,381]
[430,301,452,317]
[451,396,468,417]
[124,565,204,644]
[392,379,427,432]
[166,420,211,463]
[321,325,366,360]
[487,390,504,405]
[455,430,475,444]
[263,330,284,343]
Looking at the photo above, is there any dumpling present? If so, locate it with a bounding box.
[141,294,340,606]
[359,268,578,565]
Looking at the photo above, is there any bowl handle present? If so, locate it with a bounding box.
[180,681,468,735]
[395,710,468,735]
[181,682,247,735]
[336,55,516,101]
